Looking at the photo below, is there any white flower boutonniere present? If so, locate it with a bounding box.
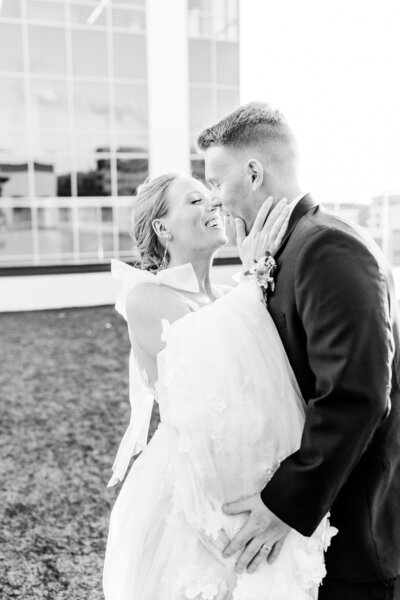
[244,252,277,295]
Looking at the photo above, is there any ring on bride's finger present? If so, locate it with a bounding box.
[260,544,272,554]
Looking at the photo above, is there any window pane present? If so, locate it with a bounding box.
[101,206,114,253]
[70,3,106,27]
[0,131,28,155]
[0,159,31,197]
[114,83,147,133]
[112,8,146,32]
[0,78,26,129]
[73,81,110,134]
[115,133,148,153]
[73,133,112,155]
[71,29,108,77]
[37,206,74,257]
[116,156,148,196]
[0,0,22,19]
[189,88,213,139]
[0,23,24,72]
[216,41,239,85]
[216,88,239,120]
[33,157,72,197]
[32,132,71,155]
[30,79,69,131]
[27,1,66,24]
[189,40,212,83]
[0,206,33,264]
[78,206,101,253]
[113,32,146,79]
[115,204,133,256]
[76,155,110,196]
[28,25,67,74]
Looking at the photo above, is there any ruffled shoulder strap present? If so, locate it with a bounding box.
[111,259,158,321]
[108,260,159,487]
[108,259,201,487]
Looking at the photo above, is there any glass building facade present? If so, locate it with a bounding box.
[0,0,240,268]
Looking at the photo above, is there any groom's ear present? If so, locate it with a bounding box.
[247,159,264,191]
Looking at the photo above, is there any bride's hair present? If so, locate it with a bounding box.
[131,173,178,271]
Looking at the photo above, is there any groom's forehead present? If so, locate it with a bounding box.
[204,146,237,175]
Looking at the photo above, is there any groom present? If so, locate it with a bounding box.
[197,102,400,599]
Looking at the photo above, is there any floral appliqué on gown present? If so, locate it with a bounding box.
[103,260,337,600]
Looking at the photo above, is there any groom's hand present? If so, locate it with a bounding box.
[235,196,290,272]
[222,494,290,574]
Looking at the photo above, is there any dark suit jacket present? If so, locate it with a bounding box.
[261,195,400,582]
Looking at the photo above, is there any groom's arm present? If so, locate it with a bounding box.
[261,227,394,536]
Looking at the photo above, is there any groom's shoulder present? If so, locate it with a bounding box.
[295,205,388,269]
[298,205,374,248]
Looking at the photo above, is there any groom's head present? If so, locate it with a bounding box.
[197,102,299,232]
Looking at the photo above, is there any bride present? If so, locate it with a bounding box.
[103,173,336,600]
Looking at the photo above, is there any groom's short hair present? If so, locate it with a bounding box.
[197,102,295,153]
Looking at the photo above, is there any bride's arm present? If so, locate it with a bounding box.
[126,283,191,358]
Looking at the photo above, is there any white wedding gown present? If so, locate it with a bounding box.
[103,260,337,600]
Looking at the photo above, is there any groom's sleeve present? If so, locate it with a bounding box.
[261,227,394,536]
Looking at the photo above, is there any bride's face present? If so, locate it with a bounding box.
[163,177,228,257]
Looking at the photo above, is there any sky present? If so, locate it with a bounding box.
[239,0,400,204]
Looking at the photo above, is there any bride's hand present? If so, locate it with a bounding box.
[235,197,290,272]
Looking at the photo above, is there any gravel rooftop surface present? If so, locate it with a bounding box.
[0,305,159,599]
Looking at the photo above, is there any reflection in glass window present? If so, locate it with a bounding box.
[189,40,212,83]
[0,160,31,197]
[73,81,110,134]
[216,41,239,85]
[70,3,106,27]
[0,78,26,130]
[37,206,74,257]
[77,206,101,254]
[115,133,148,153]
[0,206,33,263]
[116,156,148,196]
[0,23,24,72]
[76,155,111,197]
[101,206,114,253]
[28,25,67,74]
[30,79,69,131]
[113,32,147,79]
[71,29,108,77]
[0,132,28,156]
[189,88,213,140]
[73,133,112,155]
[115,204,133,256]
[112,8,146,32]
[33,156,72,197]
[31,132,71,155]
[27,1,66,24]
[0,0,22,19]
[114,83,148,134]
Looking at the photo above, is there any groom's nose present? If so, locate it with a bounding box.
[209,196,222,210]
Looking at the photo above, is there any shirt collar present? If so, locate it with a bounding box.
[289,191,309,215]
[111,259,200,294]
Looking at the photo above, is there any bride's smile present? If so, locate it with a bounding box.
[159,176,228,256]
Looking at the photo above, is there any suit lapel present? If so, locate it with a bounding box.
[274,194,319,259]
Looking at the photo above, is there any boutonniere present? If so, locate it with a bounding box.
[244,252,277,295]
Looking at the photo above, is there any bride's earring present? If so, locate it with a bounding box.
[159,236,171,271]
